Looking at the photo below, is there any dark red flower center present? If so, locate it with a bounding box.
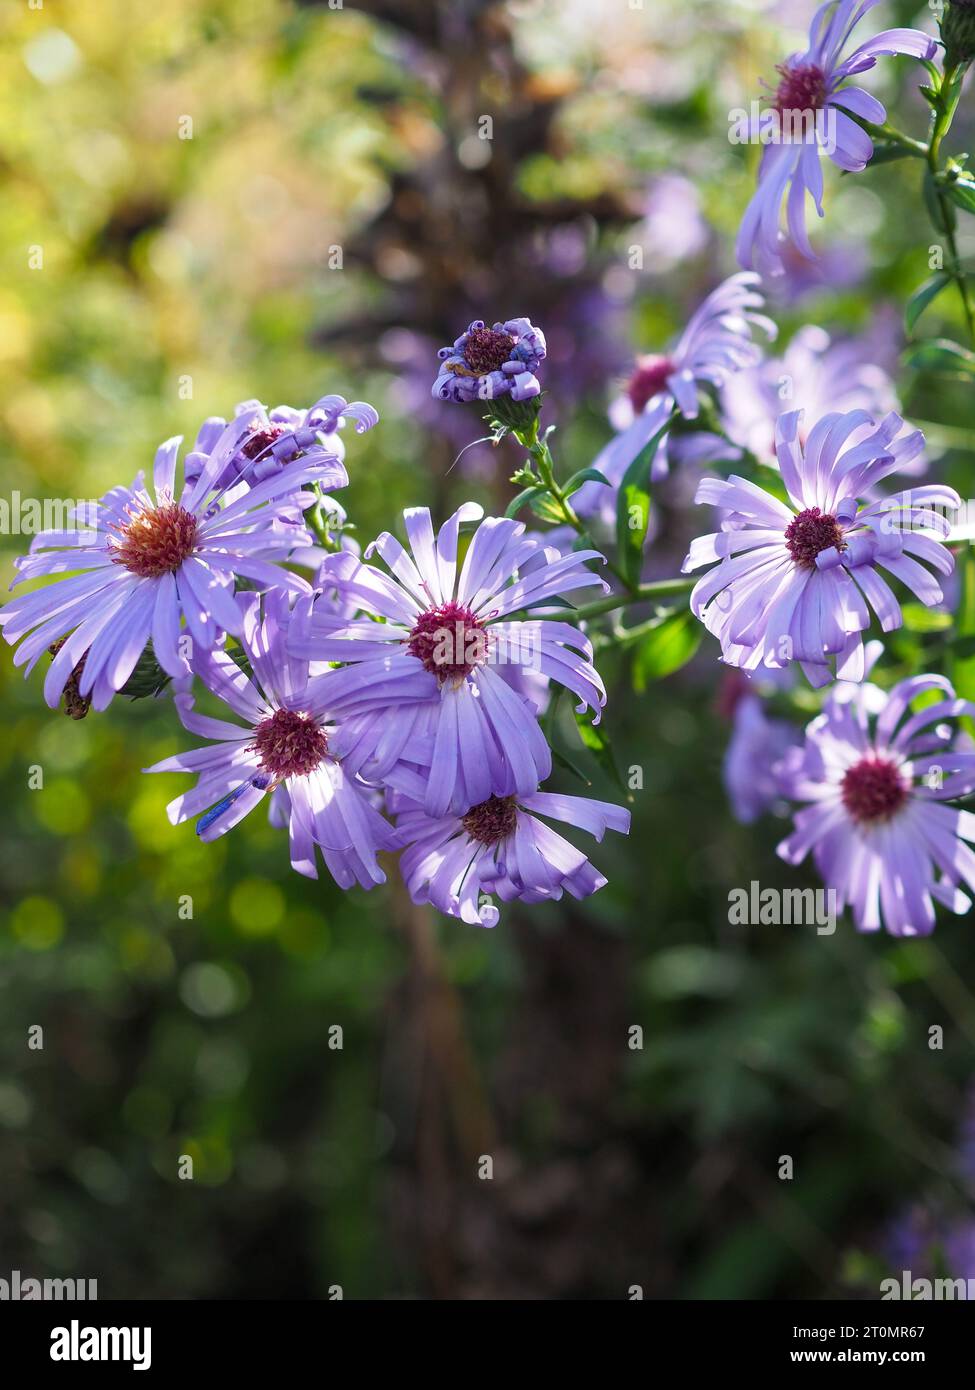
[627,355,675,414]
[239,424,288,461]
[462,794,518,846]
[773,62,827,114]
[785,507,845,569]
[112,503,198,578]
[408,601,489,683]
[252,708,329,780]
[841,757,909,826]
[464,327,515,376]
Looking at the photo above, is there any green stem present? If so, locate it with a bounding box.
[305,483,337,551]
[525,420,581,529]
[516,416,637,593]
[872,121,928,158]
[926,61,975,345]
[571,577,695,623]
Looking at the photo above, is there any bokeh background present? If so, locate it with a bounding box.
[2,0,975,1299]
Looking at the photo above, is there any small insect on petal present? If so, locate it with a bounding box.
[196,775,271,837]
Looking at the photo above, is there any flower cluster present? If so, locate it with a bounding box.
[2,390,629,928]
[4,0,972,944]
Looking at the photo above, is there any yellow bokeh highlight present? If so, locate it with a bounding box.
[33,777,91,835]
[229,877,285,936]
[11,895,65,951]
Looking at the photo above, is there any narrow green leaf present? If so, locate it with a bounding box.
[551,746,593,787]
[564,466,610,496]
[574,711,628,798]
[946,178,975,215]
[614,417,673,587]
[528,493,566,524]
[923,167,955,234]
[904,271,951,336]
[903,337,975,377]
[631,610,702,690]
[866,142,915,166]
[505,485,547,519]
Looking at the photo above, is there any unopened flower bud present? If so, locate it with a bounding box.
[942,0,975,67]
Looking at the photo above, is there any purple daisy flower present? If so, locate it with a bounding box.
[776,672,975,935]
[431,317,546,403]
[721,322,925,477]
[736,1,937,275]
[183,393,378,493]
[146,591,407,888]
[573,273,775,516]
[683,408,959,687]
[394,787,630,927]
[0,407,337,711]
[288,504,609,817]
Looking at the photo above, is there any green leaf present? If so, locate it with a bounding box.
[551,746,593,787]
[528,493,566,524]
[573,711,629,799]
[946,177,975,215]
[903,337,975,377]
[904,271,951,336]
[505,485,547,519]
[614,416,673,588]
[866,142,915,166]
[923,167,956,234]
[563,466,610,496]
[631,610,702,689]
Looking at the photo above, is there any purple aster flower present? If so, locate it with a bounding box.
[0,407,336,711]
[431,317,546,403]
[394,787,630,927]
[736,1,937,275]
[721,323,924,475]
[683,408,959,686]
[288,504,609,817]
[183,393,378,493]
[723,690,801,824]
[573,273,775,517]
[146,591,406,887]
[776,672,975,935]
